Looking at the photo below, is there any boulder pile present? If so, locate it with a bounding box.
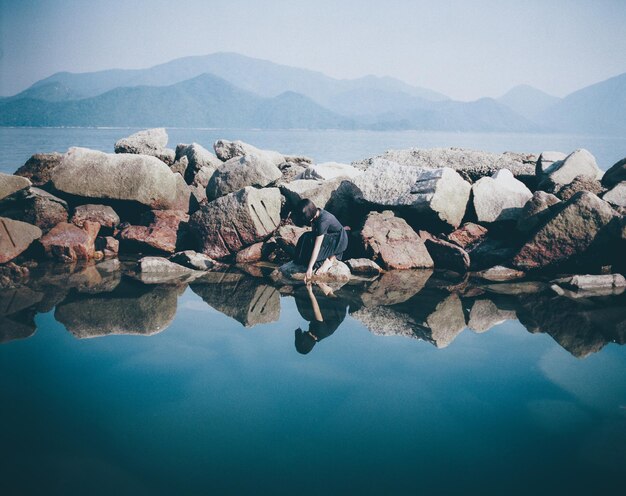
[1,129,625,288]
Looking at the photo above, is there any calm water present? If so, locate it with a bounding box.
[1,128,625,495]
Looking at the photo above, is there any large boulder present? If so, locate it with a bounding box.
[51,147,191,211]
[207,154,282,201]
[39,221,100,262]
[353,147,536,183]
[0,217,42,263]
[0,173,31,201]
[298,162,362,181]
[213,139,312,166]
[512,192,618,271]
[601,157,626,188]
[270,260,351,285]
[602,181,626,207]
[556,175,603,201]
[471,169,532,223]
[189,186,281,259]
[535,151,567,176]
[360,210,433,270]
[424,238,470,273]
[538,149,602,192]
[13,152,64,187]
[0,187,68,232]
[174,142,221,181]
[114,128,175,165]
[71,204,119,231]
[280,177,346,213]
[516,191,561,233]
[118,210,189,254]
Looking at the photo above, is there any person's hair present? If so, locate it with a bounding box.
[294,328,316,355]
[294,199,318,227]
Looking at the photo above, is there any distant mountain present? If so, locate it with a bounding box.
[17,52,448,109]
[538,72,626,136]
[0,74,354,129]
[497,84,560,121]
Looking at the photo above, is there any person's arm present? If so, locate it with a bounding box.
[306,284,324,322]
[305,234,324,281]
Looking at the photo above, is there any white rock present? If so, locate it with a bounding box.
[207,154,282,200]
[602,181,626,207]
[540,149,602,189]
[299,162,362,181]
[0,173,31,201]
[472,169,533,223]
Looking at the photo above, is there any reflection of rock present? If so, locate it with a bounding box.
[191,276,280,327]
[55,283,179,338]
[360,270,432,307]
[0,310,37,344]
[0,287,44,315]
[516,293,626,357]
[468,299,517,333]
[422,293,466,348]
[134,256,199,284]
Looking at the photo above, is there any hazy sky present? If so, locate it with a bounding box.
[1,0,625,100]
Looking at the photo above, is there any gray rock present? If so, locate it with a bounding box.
[602,157,626,188]
[512,192,618,271]
[174,142,221,187]
[270,260,351,286]
[516,191,561,233]
[345,258,383,275]
[170,250,216,271]
[535,151,567,176]
[475,266,525,282]
[424,238,470,273]
[556,175,603,201]
[360,210,434,270]
[114,128,175,165]
[472,169,532,223]
[14,152,64,187]
[280,177,347,212]
[71,204,119,230]
[189,186,281,259]
[539,149,602,192]
[213,139,312,166]
[0,187,68,232]
[0,217,42,263]
[553,274,626,290]
[277,161,307,184]
[135,256,199,284]
[52,147,191,211]
[602,181,626,207]
[353,147,536,183]
[299,162,362,181]
[207,154,282,201]
[0,173,31,201]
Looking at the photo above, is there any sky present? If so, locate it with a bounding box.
[1,0,626,101]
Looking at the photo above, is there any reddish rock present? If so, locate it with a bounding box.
[235,242,264,263]
[0,187,68,232]
[360,210,433,270]
[0,217,42,263]
[95,236,119,258]
[446,222,488,249]
[39,221,100,262]
[118,210,188,253]
[557,175,603,201]
[14,152,64,187]
[425,238,471,273]
[72,204,120,231]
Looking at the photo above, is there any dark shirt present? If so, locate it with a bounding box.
[312,209,344,237]
[294,289,348,341]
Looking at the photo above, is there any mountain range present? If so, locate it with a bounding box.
[1,52,624,134]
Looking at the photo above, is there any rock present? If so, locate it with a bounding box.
[359,269,433,306]
[135,256,198,284]
[118,210,188,254]
[13,152,64,187]
[270,260,351,285]
[602,157,626,188]
[235,242,264,263]
[467,237,516,271]
[468,299,517,333]
[536,151,567,175]
[538,149,602,192]
[446,222,488,249]
[39,221,100,262]
[273,224,309,257]
[353,147,536,183]
[188,165,215,204]
[299,162,362,181]
[55,284,179,338]
[71,204,120,231]
[207,154,282,201]
[475,266,525,282]
[0,173,31,200]
[553,274,626,291]
[0,217,42,263]
[213,139,312,166]
[170,250,216,271]
[516,191,561,233]
[424,238,470,273]
[174,143,221,182]
[114,128,175,165]
[556,175,603,201]
[280,177,345,212]
[189,186,281,259]
[0,187,68,232]
[602,181,626,207]
[360,211,433,270]
[350,159,422,207]
[512,192,618,271]
[471,169,532,223]
[277,161,307,184]
[95,236,119,259]
[345,258,383,275]
[51,147,190,211]
[191,276,280,327]
[0,262,30,289]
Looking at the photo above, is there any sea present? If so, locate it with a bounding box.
[1,127,625,495]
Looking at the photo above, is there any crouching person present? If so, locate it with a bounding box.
[292,199,349,281]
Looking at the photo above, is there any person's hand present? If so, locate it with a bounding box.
[344,225,352,231]
[305,267,314,282]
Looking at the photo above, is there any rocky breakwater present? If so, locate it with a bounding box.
[1,129,625,307]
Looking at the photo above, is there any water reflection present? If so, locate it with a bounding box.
[1,260,625,358]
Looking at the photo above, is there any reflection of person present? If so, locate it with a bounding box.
[294,284,348,354]
[292,199,349,282]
